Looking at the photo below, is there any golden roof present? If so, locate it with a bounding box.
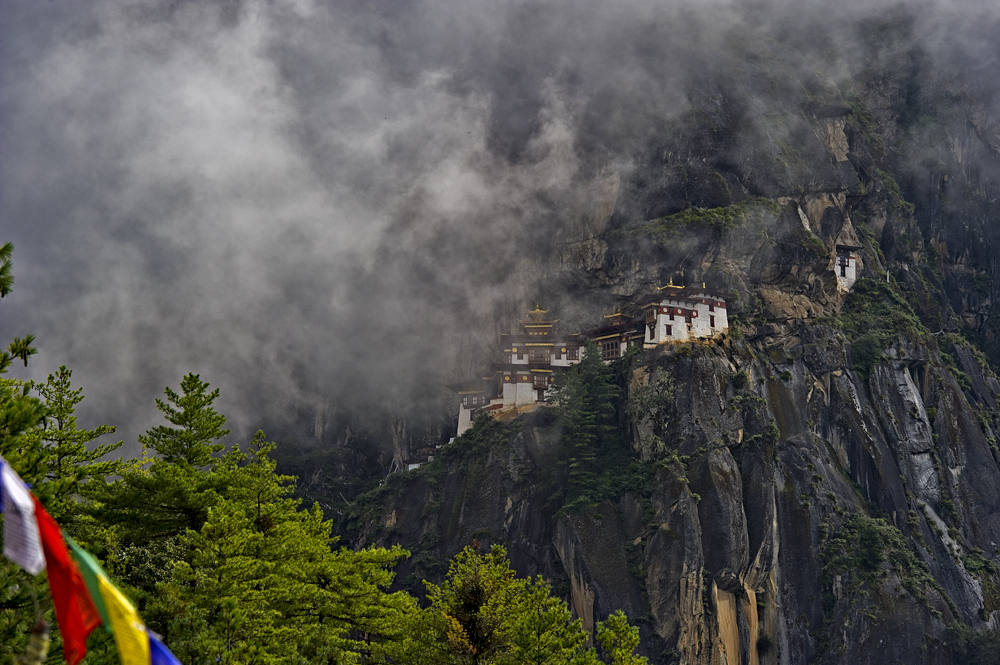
[527,304,548,321]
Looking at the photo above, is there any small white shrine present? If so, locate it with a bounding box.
[836,244,861,290]
[642,281,729,346]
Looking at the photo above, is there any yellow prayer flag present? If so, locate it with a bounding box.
[96,575,150,665]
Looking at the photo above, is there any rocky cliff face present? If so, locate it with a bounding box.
[334,13,1000,665]
[342,323,1000,664]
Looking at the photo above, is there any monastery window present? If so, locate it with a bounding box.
[837,252,851,277]
[665,324,672,336]
[601,340,620,361]
[669,312,675,321]
[533,375,547,389]
[710,316,715,328]
[529,348,549,363]
[709,302,714,312]
[567,348,579,361]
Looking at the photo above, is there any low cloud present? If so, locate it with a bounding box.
[1,0,997,452]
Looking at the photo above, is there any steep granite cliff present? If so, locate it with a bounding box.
[333,14,1000,665]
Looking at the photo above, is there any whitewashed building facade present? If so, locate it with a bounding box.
[642,282,729,346]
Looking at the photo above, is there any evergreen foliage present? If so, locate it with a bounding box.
[822,513,941,605]
[20,368,123,525]
[596,611,647,665]
[88,374,232,545]
[0,244,647,662]
[548,341,619,512]
[0,369,121,662]
[0,241,13,298]
[947,622,1000,665]
[634,197,781,241]
[0,243,38,375]
[0,248,96,662]
[140,373,230,468]
[840,277,928,374]
[390,543,641,665]
[146,433,416,664]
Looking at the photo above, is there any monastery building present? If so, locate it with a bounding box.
[448,286,730,436]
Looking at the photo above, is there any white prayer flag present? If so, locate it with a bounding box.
[0,457,46,574]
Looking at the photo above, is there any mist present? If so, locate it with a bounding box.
[2,0,998,455]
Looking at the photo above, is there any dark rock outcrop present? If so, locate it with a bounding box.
[334,13,1000,664]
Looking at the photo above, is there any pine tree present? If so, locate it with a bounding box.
[0,243,38,374]
[0,369,121,663]
[88,373,231,546]
[595,611,647,665]
[0,244,64,661]
[549,341,619,509]
[503,581,598,665]
[146,433,416,664]
[392,543,622,665]
[139,373,229,468]
[19,367,123,524]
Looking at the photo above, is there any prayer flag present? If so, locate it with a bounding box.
[0,456,183,665]
[67,538,150,665]
[0,457,45,574]
[149,632,183,665]
[32,496,100,665]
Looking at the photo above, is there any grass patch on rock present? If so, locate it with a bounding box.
[634,197,781,240]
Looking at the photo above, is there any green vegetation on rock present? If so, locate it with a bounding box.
[840,278,928,374]
[822,513,942,605]
[634,197,781,240]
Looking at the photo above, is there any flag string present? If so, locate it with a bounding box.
[1,455,183,665]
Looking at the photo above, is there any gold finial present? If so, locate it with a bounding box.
[527,304,548,321]
[659,276,683,291]
[702,282,706,289]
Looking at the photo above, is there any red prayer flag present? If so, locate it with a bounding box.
[32,497,101,665]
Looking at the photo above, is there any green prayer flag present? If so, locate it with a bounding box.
[66,537,112,631]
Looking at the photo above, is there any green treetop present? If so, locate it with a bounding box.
[146,433,416,664]
[140,373,229,468]
[0,368,121,662]
[595,611,647,665]
[19,367,123,524]
[390,543,642,665]
[548,341,619,511]
[0,243,38,374]
[88,373,231,545]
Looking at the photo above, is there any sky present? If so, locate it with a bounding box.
[2,0,998,454]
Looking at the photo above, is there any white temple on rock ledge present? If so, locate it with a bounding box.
[640,280,729,346]
[446,285,730,438]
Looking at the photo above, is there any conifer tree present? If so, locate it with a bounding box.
[0,369,121,663]
[390,543,635,665]
[596,611,647,665]
[19,367,123,524]
[0,243,38,374]
[549,341,618,508]
[145,432,416,664]
[139,373,229,468]
[503,581,599,665]
[0,243,53,661]
[88,373,231,545]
